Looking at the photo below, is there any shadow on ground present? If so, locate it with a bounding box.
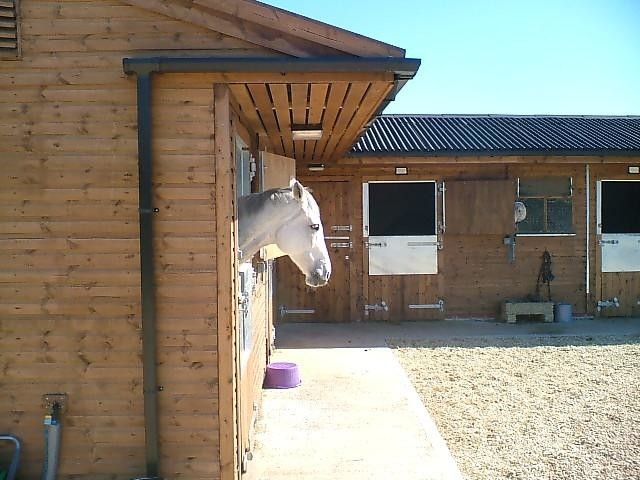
[274,317,640,349]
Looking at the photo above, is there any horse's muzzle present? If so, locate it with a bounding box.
[306,264,331,287]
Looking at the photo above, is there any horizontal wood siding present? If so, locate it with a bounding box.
[0,1,270,477]
[153,79,219,479]
[298,158,639,320]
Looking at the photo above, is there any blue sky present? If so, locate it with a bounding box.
[267,0,640,116]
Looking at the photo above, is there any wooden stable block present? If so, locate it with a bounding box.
[503,301,554,323]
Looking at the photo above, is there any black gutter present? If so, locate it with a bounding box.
[123,55,420,77]
[132,69,161,478]
[123,55,420,477]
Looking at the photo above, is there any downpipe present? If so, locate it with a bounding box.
[41,402,62,480]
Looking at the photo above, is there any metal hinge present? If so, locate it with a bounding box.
[278,305,315,319]
[408,299,444,311]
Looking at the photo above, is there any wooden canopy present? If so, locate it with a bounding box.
[122,0,420,162]
[228,72,398,162]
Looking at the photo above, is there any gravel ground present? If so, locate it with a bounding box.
[391,335,640,480]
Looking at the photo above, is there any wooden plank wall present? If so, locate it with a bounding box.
[213,83,237,480]
[297,159,634,320]
[0,1,271,478]
[153,76,219,479]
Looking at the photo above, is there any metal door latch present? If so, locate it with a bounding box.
[330,241,352,248]
[365,241,387,248]
[364,301,389,314]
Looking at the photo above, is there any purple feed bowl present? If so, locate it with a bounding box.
[264,362,301,389]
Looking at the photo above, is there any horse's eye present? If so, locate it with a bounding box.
[310,224,320,231]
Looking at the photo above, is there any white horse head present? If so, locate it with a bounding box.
[238,179,331,288]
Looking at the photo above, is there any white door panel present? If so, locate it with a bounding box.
[601,234,640,272]
[368,235,438,275]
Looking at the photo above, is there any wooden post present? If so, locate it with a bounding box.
[214,83,239,480]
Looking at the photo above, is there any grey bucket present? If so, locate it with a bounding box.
[555,303,573,322]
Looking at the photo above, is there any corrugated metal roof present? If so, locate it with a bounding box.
[350,115,640,156]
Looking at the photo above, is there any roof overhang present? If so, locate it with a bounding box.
[123,56,421,162]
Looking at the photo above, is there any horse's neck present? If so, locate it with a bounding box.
[238,190,295,260]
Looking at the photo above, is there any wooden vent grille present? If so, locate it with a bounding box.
[0,0,19,58]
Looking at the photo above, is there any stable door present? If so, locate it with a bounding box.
[275,180,354,322]
[596,180,640,316]
[362,181,443,321]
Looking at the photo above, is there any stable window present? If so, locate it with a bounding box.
[517,177,573,234]
[367,182,436,236]
[0,0,20,59]
[600,181,640,233]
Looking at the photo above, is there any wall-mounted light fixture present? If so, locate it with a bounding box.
[629,165,639,174]
[395,166,408,175]
[292,124,323,141]
[308,163,325,172]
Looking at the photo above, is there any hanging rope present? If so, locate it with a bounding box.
[535,250,554,301]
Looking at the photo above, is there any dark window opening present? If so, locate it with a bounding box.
[517,177,573,234]
[368,182,436,236]
[601,181,640,234]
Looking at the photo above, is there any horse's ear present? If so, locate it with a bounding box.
[291,179,305,200]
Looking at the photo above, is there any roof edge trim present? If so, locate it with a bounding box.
[348,149,640,158]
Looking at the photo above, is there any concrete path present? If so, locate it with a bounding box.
[245,317,640,480]
[246,345,462,480]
